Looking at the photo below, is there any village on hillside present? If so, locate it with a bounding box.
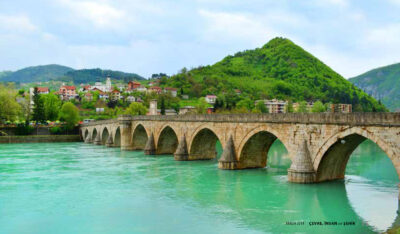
[22,76,352,123]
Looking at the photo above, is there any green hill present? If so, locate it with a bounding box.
[60,68,145,84]
[0,65,145,84]
[166,37,386,112]
[0,64,73,83]
[349,63,400,111]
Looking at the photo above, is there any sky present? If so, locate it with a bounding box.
[0,0,399,78]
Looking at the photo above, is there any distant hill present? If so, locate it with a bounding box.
[166,37,386,112]
[0,64,145,84]
[349,63,400,111]
[0,64,73,83]
[60,68,145,84]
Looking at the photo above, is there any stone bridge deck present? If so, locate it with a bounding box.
[80,113,400,184]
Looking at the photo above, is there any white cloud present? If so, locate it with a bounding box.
[198,10,278,46]
[57,0,127,30]
[0,14,37,33]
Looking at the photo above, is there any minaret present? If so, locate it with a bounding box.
[106,77,112,92]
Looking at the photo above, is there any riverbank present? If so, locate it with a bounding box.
[0,135,81,144]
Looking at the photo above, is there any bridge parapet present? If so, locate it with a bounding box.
[82,113,400,127]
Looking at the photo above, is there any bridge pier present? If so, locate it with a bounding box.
[174,135,189,160]
[84,135,92,143]
[144,133,156,155]
[106,135,114,147]
[218,136,239,169]
[119,115,134,151]
[287,140,316,183]
[93,134,102,145]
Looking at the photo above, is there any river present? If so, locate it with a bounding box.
[0,140,398,233]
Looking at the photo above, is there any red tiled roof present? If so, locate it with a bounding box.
[112,89,120,93]
[37,87,49,93]
[164,87,177,91]
[150,86,162,90]
[61,86,76,90]
[85,92,93,96]
[206,95,217,98]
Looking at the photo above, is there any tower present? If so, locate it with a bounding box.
[149,99,158,115]
[106,77,112,92]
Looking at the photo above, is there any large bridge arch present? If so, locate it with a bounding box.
[101,127,110,145]
[156,125,179,155]
[92,128,98,141]
[189,127,222,160]
[314,127,399,182]
[237,128,290,169]
[114,127,121,147]
[131,123,149,150]
[83,128,89,140]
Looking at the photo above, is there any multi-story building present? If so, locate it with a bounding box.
[164,87,178,97]
[127,81,141,91]
[110,89,121,101]
[256,99,287,113]
[58,86,77,100]
[148,86,162,94]
[329,104,352,113]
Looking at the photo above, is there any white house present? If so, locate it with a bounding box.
[127,96,136,102]
[205,95,217,104]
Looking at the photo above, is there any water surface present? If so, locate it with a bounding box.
[0,140,398,233]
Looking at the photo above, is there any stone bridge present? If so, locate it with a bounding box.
[80,113,400,184]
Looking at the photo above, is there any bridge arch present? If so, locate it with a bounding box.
[92,128,98,141]
[114,127,121,147]
[131,123,148,150]
[83,129,89,140]
[156,125,178,155]
[189,127,221,160]
[314,127,398,182]
[237,127,290,169]
[101,127,110,145]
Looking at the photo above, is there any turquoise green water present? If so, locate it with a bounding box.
[0,140,398,233]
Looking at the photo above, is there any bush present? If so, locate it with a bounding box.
[50,126,62,134]
[14,124,34,135]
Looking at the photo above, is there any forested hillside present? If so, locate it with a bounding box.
[60,68,145,84]
[0,65,73,83]
[349,63,400,111]
[0,65,145,84]
[165,37,386,112]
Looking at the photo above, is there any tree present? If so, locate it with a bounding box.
[32,87,46,123]
[236,98,254,111]
[286,100,294,113]
[195,97,208,114]
[125,102,148,116]
[254,101,268,113]
[59,102,80,130]
[311,101,326,113]
[296,101,308,113]
[160,96,166,115]
[42,93,61,121]
[0,84,21,122]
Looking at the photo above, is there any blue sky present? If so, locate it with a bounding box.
[0,0,399,78]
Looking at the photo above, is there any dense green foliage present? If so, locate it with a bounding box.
[60,68,145,84]
[0,84,21,121]
[0,65,73,83]
[0,65,145,84]
[165,37,386,112]
[59,102,80,130]
[125,102,148,116]
[32,88,46,123]
[349,63,400,111]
